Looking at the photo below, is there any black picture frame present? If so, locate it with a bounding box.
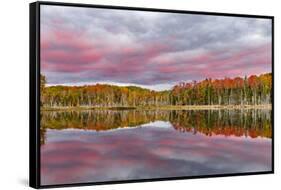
[29,1,274,189]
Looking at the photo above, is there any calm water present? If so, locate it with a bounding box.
[40,109,272,185]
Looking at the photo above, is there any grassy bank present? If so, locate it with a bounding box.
[142,104,272,110]
[41,104,272,111]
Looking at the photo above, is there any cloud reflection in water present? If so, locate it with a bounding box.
[41,121,271,185]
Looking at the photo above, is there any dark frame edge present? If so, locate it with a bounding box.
[37,0,274,19]
[29,2,40,189]
[271,17,274,174]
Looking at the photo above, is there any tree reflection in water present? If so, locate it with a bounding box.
[40,109,271,145]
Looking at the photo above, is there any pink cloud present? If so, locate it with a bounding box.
[41,21,271,85]
[175,43,272,79]
[41,28,106,73]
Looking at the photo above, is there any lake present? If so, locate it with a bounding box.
[40,109,272,185]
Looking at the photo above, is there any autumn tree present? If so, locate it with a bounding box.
[41,73,272,107]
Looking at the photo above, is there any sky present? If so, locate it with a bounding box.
[41,5,272,91]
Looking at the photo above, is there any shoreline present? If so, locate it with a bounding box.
[41,104,272,111]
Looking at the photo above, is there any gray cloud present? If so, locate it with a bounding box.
[41,5,272,90]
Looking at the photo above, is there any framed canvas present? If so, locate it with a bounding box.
[29,1,274,188]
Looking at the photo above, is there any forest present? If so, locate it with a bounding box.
[40,73,272,108]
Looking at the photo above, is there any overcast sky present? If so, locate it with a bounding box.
[41,5,272,91]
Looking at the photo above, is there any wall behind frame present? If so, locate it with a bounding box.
[0,0,280,189]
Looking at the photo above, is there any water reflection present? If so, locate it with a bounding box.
[40,109,272,185]
[41,109,272,144]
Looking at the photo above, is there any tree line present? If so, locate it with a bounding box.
[40,73,272,107]
[171,73,272,105]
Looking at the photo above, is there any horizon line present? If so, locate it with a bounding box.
[46,81,176,91]
[45,72,272,91]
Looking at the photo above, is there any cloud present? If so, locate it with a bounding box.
[40,5,272,89]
